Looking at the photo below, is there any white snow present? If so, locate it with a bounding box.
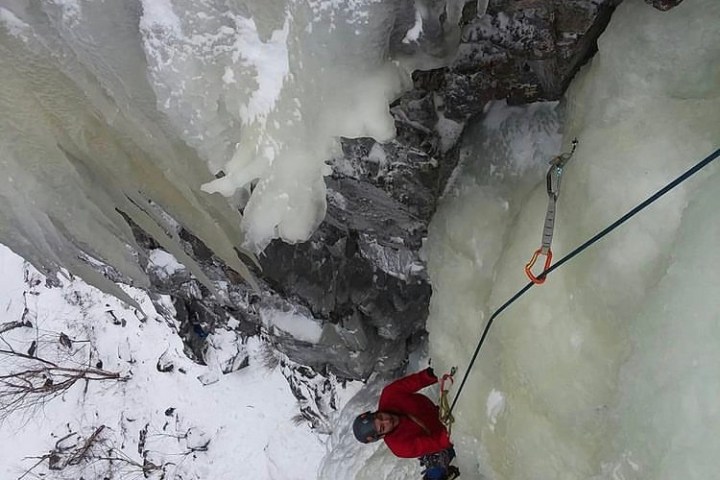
[139,0,183,36]
[0,244,336,480]
[367,142,389,167]
[358,234,425,281]
[147,248,185,278]
[485,389,505,431]
[435,111,464,154]
[260,306,324,344]
[231,15,290,127]
[0,8,29,40]
[327,188,348,209]
[402,6,424,44]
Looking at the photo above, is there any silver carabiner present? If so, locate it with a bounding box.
[546,138,578,198]
[525,138,579,284]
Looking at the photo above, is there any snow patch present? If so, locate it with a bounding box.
[147,248,185,279]
[0,245,347,479]
[0,8,30,40]
[260,306,323,343]
[486,389,506,431]
[402,6,424,44]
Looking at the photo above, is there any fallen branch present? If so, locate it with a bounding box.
[0,349,126,423]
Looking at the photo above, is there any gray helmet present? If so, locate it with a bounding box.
[353,411,379,443]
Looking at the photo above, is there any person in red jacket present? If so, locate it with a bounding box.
[352,368,460,479]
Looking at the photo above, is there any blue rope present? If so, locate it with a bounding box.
[449,146,720,415]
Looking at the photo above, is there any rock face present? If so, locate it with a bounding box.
[137,0,685,386]
[258,99,445,379]
[427,0,622,120]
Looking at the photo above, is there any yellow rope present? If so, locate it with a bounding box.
[438,367,457,434]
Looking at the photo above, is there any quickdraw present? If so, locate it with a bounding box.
[449,146,720,419]
[525,139,578,284]
[438,367,457,434]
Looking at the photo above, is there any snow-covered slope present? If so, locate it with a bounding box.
[0,244,359,480]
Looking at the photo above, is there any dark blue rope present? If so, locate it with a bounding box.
[449,146,720,414]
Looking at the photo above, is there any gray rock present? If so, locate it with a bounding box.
[428,0,621,120]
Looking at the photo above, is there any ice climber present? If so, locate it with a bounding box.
[352,368,460,480]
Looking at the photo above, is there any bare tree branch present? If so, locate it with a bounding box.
[0,348,126,423]
[18,426,169,480]
[0,321,31,335]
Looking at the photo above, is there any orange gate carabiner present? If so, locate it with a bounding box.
[525,247,553,284]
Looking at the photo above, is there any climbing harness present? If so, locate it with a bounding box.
[448,145,720,416]
[525,139,578,284]
[419,446,459,480]
[438,367,457,434]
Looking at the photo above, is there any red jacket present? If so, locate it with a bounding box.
[378,369,452,458]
